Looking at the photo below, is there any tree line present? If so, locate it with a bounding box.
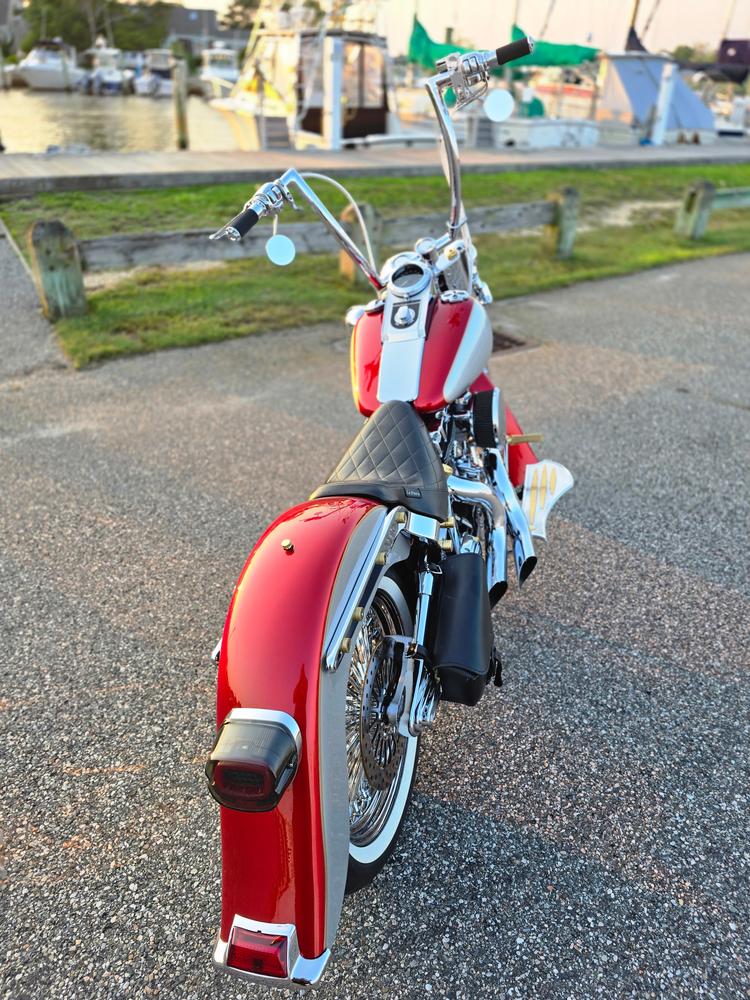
[17,0,264,53]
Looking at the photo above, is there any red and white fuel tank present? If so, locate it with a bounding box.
[350,289,493,418]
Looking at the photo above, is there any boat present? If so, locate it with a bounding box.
[80,43,131,95]
[200,45,239,99]
[134,49,174,98]
[527,66,597,119]
[212,0,403,150]
[711,94,749,137]
[17,39,85,91]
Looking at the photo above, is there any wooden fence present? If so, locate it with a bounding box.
[27,189,579,320]
[674,180,750,240]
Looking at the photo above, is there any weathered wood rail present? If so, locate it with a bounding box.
[674,181,750,240]
[28,190,579,317]
[76,191,578,273]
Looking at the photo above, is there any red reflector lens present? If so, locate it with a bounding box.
[205,717,299,812]
[212,761,275,809]
[227,926,288,978]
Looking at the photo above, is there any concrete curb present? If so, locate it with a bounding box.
[1,143,749,197]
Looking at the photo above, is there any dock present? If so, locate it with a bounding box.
[1,142,748,197]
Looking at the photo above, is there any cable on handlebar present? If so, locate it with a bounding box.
[300,172,377,270]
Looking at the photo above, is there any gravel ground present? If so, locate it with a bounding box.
[1,255,748,1000]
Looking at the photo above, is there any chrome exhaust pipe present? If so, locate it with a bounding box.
[491,460,537,587]
[446,475,504,528]
[487,523,507,604]
[446,469,535,588]
[447,474,510,600]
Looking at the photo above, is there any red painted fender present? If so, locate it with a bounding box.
[215,496,385,964]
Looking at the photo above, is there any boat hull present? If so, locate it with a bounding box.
[18,66,85,91]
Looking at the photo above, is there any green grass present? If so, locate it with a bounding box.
[55,254,361,367]
[3,162,749,367]
[55,210,750,368]
[3,163,750,246]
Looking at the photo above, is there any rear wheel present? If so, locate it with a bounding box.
[345,574,419,893]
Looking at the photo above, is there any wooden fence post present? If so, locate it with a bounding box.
[674,181,716,240]
[546,187,579,259]
[173,61,189,151]
[339,203,381,287]
[27,220,87,320]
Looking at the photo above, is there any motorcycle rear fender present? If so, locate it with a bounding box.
[212,496,410,987]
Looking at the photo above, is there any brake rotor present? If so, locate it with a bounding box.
[359,643,406,791]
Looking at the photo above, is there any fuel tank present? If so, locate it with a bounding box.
[351,298,492,417]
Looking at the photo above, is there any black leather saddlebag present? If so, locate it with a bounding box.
[430,552,492,706]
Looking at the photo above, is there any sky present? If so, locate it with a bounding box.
[191,0,750,54]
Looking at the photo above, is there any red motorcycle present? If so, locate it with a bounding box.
[206,35,572,988]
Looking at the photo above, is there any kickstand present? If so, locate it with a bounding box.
[491,646,503,687]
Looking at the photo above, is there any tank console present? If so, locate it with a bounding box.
[377,254,436,405]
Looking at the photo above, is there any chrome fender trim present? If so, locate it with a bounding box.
[213,916,331,990]
[318,504,412,951]
[322,505,410,673]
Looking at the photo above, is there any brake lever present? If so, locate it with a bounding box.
[435,51,493,111]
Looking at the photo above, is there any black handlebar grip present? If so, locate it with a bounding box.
[494,36,534,66]
[228,206,260,239]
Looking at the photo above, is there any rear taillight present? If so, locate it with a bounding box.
[205,709,300,812]
[226,926,289,978]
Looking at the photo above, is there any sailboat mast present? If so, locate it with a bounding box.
[629,0,642,29]
[722,0,739,40]
[539,0,556,39]
[642,0,662,40]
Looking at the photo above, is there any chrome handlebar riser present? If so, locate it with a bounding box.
[425,73,464,242]
[212,44,534,293]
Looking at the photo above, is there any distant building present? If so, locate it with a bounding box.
[166,7,249,55]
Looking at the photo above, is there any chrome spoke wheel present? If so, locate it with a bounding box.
[346,577,418,866]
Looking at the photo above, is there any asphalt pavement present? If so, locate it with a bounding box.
[0,222,65,380]
[1,255,748,999]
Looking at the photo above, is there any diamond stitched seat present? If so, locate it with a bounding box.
[311,400,449,521]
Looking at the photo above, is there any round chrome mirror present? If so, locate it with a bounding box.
[483,89,515,123]
[265,233,296,267]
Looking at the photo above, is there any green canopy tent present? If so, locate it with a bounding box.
[509,23,599,67]
[407,17,598,70]
[407,17,470,69]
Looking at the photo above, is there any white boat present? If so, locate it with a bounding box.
[213,0,402,151]
[17,39,84,91]
[80,44,130,95]
[134,49,174,98]
[200,46,239,99]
